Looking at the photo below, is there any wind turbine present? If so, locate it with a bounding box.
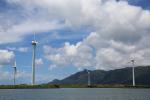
[130,59,135,86]
[87,70,91,86]
[12,61,17,85]
[31,33,38,85]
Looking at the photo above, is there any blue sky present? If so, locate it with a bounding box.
[0,0,150,85]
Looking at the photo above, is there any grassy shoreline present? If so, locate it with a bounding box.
[0,84,60,89]
[0,84,150,89]
[59,84,150,88]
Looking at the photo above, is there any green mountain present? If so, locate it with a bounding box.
[49,66,150,85]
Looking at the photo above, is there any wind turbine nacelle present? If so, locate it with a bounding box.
[131,59,135,63]
[32,41,38,45]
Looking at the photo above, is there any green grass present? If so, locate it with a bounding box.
[0,84,150,89]
[58,84,150,88]
[0,84,60,89]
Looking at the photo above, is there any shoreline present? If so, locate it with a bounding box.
[0,84,150,89]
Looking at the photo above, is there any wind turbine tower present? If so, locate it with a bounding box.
[131,59,135,86]
[31,33,38,85]
[87,70,91,86]
[12,61,17,85]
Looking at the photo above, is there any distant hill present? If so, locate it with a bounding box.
[49,66,150,85]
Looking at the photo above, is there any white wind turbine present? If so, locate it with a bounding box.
[130,59,135,86]
[87,70,91,86]
[12,60,17,85]
[31,33,38,85]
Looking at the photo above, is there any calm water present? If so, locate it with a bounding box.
[0,88,150,100]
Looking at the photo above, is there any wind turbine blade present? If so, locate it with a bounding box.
[15,61,16,67]
[34,33,36,41]
[13,61,17,67]
[15,67,17,75]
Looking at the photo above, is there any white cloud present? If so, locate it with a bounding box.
[44,31,150,70]
[43,42,95,69]
[35,58,43,65]
[0,50,15,65]
[1,0,150,70]
[40,0,150,70]
[18,47,28,52]
[7,47,28,53]
[0,20,64,44]
[0,68,11,81]
[1,0,149,44]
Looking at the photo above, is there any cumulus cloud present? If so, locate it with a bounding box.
[0,69,10,81]
[0,20,64,44]
[35,58,43,65]
[44,32,150,70]
[7,47,28,53]
[1,0,149,44]
[0,0,65,44]
[0,50,15,65]
[18,47,28,52]
[1,0,150,70]
[40,1,150,70]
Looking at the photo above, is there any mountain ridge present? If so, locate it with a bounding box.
[49,66,150,85]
